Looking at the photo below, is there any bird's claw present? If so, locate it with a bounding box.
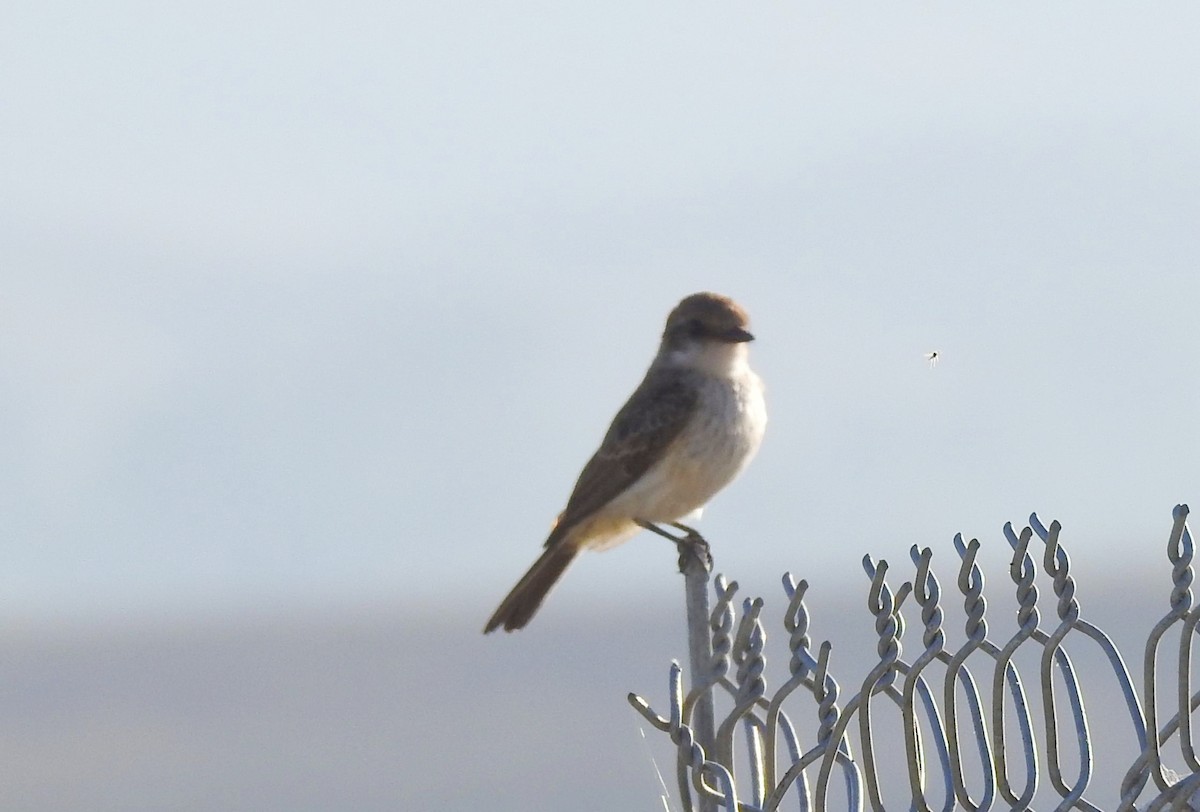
[676,531,713,574]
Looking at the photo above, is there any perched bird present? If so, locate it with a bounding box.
[484,292,767,633]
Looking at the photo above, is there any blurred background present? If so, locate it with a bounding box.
[2,3,1199,809]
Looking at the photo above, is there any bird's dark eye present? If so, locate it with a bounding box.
[687,318,705,337]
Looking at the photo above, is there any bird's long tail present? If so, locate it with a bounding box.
[484,543,578,633]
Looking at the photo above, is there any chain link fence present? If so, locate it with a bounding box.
[631,505,1200,811]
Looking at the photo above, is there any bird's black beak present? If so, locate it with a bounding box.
[722,326,755,343]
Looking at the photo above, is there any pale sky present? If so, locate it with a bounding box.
[3,3,1199,625]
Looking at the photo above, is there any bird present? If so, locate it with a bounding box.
[484,292,767,633]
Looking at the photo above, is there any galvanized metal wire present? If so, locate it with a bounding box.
[629,505,1200,811]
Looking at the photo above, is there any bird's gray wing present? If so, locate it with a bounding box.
[546,368,699,547]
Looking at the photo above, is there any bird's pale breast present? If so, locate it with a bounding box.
[584,367,766,549]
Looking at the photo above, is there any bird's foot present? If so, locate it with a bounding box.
[669,522,711,572]
[674,531,712,574]
[635,520,712,573]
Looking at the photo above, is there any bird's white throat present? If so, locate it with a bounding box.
[658,339,750,378]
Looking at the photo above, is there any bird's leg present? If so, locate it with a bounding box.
[633,520,681,537]
[636,520,713,574]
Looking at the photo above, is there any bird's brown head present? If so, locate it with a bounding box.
[662,292,754,346]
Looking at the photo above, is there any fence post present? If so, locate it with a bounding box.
[681,542,717,812]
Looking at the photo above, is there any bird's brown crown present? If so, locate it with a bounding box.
[662,292,754,344]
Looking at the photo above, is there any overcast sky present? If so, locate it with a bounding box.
[3,3,1199,628]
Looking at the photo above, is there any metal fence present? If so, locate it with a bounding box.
[629,505,1200,811]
